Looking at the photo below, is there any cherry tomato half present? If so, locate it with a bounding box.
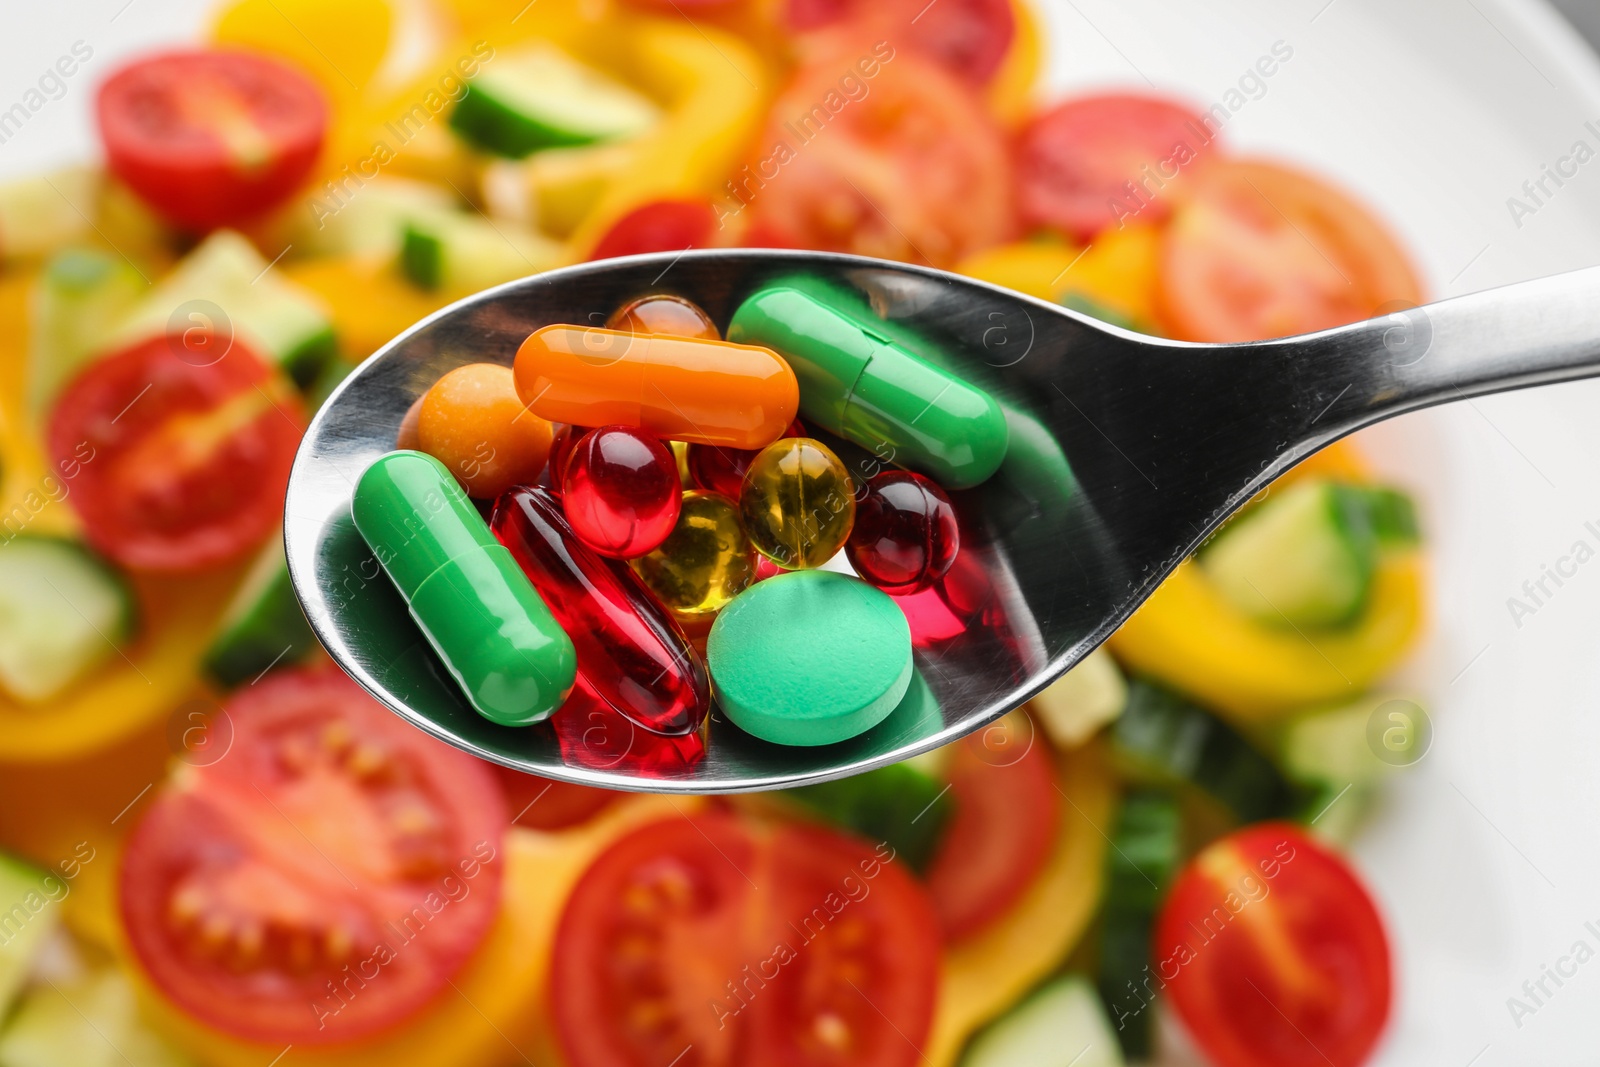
[47,333,304,573]
[1154,824,1392,1067]
[97,49,328,232]
[551,812,940,1067]
[591,199,720,261]
[786,0,1016,87]
[1158,159,1424,343]
[743,51,1013,268]
[923,716,1060,941]
[1016,93,1213,242]
[118,667,509,1045]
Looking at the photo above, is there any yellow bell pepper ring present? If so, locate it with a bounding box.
[1108,552,1427,723]
[925,742,1113,1066]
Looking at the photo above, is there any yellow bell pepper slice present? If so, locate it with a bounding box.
[212,0,394,109]
[0,273,248,762]
[1108,439,1426,726]
[564,18,769,256]
[925,742,1113,1065]
[1056,222,1163,328]
[956,239,1084,303]
[282,255,453,359]
[131,794,697,1067]
[988,0,1044,127]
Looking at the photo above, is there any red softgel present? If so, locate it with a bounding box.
[492,486,709,736]
[846,470,960,595]
[561,426,681,558]
[686,418,805,501]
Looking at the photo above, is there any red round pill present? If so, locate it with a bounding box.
[687,418,805,501]
[561,426,682,558]
[846,470,960,595]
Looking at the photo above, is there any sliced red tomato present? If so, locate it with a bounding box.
[552,813,939,1067]
[489,763,620,831]
[1154,824,1391,1067]
[1016,93,1213,241]
[923,715,1060,941]
[46,333,304,572]
[743,51,1013,267]
[97,49,328,232]
[118,666,509,1045]
[590,199,719,261]
[786,0,1016,87]
[1159,159,1425,343]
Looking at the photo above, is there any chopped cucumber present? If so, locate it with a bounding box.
[1277,694,1423,844]
[27,248,145,420]
[1201,480,1379,629]
[1098,789,1181,1058]
[0,852,62,1018]
[397,207,562,293]
[1110,680,1297,824]
[960,975,1125,1067]
[108,230,336,387]
[0,537,133,704]
[1353,485,1421,547]
[297,177,455,260]
[201,529,316,689]
[782,762,952,874]
[1031,648,1127,749]
[0,169,96,261]
[0,969,193,1067]
[448,43,659,158]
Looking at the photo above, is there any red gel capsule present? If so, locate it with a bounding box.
[491,486,709,735]
[846,471,961,595]
[686,418,805,501]
[562,425,681,558]
[549,676,706,776]
[545,423,589,494]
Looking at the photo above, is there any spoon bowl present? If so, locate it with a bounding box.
[285,249,1600,791]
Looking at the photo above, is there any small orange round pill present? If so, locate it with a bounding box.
[417,362,553,499]
[606,294,720,340]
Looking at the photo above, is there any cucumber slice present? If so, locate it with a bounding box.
[0,169,96,261]
[1353,485,1421,547]
[0,969,193,1067]
[0,537,134,704]
[201,530,316,689]
[448,43,659,158]
[27,248,145,420]
[960,975,1125,1067]
[1200,480,1378,629]
[781,762,952,874]
[1098,789,1181,1058]
[1279,695,1407,790]
[1110,680,1296,824]
[297,177,455,260]
[396,207,562,293]
[1031,648,1127,749]
[108,230,335,388]
[0,852,62,1018]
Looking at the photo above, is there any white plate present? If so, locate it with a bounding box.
[6,1,1600,1062]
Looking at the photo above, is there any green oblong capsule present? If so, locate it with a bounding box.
[351,450,576,726]
[727,282,1009,489]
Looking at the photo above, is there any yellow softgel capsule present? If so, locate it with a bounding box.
[738,438,855,570]
[631,491,755,622]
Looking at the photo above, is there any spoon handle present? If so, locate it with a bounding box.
[1292,264,1600,441]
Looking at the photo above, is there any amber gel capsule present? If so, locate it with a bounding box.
[351,450,577,727]
[514,325,799,450]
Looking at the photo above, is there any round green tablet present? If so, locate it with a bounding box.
[707,570,913,746]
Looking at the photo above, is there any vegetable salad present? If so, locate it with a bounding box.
[0,1,1429,1065]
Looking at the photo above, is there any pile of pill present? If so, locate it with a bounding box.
[351,279,1007,751]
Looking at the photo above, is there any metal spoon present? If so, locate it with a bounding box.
[285,248,1598,792]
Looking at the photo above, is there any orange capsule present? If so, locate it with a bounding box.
[514,325,799,450]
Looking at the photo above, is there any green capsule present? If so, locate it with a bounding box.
[351,450,576,726]
[727,280,1009,489]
